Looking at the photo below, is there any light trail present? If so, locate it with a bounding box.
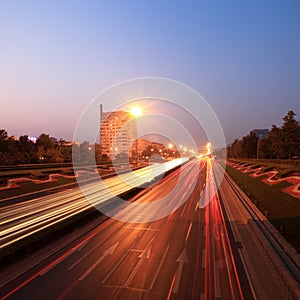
[0,158,189,249]
[203,158,244,300]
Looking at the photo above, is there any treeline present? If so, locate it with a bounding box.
[227,111,300,159]
[0,131,67,164]
[0,130,102,165]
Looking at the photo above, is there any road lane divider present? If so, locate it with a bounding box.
[185,222,193,242]
[78,242,119,281]
[149,244,170,290]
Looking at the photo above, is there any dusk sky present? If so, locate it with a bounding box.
[1,1,299,145]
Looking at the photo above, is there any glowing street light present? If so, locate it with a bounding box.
[130,106,143,117]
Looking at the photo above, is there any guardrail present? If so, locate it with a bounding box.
[224,172,300,299]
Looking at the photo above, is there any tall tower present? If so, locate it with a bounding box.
[100,105,136,159]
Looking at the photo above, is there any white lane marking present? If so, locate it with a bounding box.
[40,255,72,276]
[101,249,129,284]
[149,244,170,290]
[173,248,188,294]
[41,242,85,276]
[78,243,119,281]
[180,204,187,218]
[185,222,193,242]
[69,241,105,270]
[76,240,89,252]
[124,226,160,231]
[124,244,152,287]
[101,284,148,293]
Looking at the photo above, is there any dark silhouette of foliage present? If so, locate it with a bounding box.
[227,111,300,159]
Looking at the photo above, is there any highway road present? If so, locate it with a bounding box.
[0,158,189,248]
[1,157,299,299]
[1,158,249,299]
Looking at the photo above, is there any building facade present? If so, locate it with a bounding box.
[100,105,136,159]
[131,138,152,159]
[251,129,269,140]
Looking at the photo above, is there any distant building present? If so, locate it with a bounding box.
[251,129,269,140]
[151,142,165,151]
[131,138,152,158]
[58,140,79,147]
[28,136,38,143]
[100,104,136,159]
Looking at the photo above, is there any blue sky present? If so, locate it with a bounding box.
[1,0,299,144]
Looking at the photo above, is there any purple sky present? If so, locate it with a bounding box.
[1,1,299,146]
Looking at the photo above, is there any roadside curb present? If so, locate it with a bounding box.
[226,173,300,268]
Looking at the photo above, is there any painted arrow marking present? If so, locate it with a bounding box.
[124,244,152,287]
[78,242,119,281]
[173,248,188,294]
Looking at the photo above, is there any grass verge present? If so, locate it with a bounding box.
[226,164,300,253]
[0,177,77,200]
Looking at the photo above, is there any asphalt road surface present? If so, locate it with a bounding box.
[1,158,253,300]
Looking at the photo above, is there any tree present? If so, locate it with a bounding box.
[0,129,8,164]
[94,143,102,163]
[36,133,62,162]
[258,138,272,159]
[266,125,285,158]
[0,129,8,143]
[227,139,242,158]
[80,141,94,163]
[18,135,38,163]
[0,129,8,153]
[72,144,81,162]
[5,137,19,164]
[227,110,300,160]
[241,132,258,158]
[36,134,55,151]
[281,111,300,159]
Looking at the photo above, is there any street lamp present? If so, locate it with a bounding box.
[130,106,143,164]
[130,106,142,117]
[257,138,261,159]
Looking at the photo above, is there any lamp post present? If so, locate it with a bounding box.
[257,138,260,159]
[130,106,143,165]
[135,139,138,164]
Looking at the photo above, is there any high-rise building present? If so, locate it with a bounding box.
[100,105,136,159]
[251,129,269,140]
